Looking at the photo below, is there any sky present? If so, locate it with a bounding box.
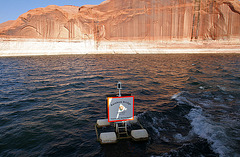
[0,0,105,24]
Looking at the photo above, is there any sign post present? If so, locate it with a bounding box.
[107,82,134,122]
[117,81,122,97]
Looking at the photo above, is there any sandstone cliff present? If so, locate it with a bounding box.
[0,0,239,41]
[0,20,15,29]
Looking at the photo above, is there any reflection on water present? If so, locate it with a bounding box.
[0,54,239,156]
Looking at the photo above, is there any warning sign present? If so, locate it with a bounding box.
[107,96,134,122]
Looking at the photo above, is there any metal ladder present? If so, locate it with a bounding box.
[115,122,130,139]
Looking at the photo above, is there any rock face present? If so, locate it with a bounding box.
[0,0,239,41]
[0,20,15,29]
[0,5,81,39]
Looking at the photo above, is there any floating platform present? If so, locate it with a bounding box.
[95,116,149,144]
[99,132,117,144]
[97,119,110,127]
[131,129,149,141]
[95,82,149,144]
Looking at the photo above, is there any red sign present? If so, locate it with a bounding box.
[107,96,134,122]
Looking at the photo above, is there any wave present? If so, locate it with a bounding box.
[133,91,240,156]
[137,102,217,156]
[172,91,240,157]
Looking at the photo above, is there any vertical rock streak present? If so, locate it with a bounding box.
[0,0,239,41]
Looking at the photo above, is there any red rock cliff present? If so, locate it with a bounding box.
[0,0,239,41]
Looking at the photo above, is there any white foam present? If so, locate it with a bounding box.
[186,108,233,157]
[171,92,183,100]
[171,92,198,107]
[217,85,227,91]
[174,130,196,143]
[198,100,212,108]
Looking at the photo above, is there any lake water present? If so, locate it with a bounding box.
[0,54,239,157]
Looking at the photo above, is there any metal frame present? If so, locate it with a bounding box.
[95,117,147,143]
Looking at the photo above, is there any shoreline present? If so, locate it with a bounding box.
[0,38,239,56]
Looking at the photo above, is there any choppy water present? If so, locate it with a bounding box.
[0,54,239,157]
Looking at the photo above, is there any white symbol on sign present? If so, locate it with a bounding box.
[116,104,127,119]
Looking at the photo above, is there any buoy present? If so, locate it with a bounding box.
[131,129,149,141]
[99,132,117,144]
[95,82,149,144]
[97,119,110,128]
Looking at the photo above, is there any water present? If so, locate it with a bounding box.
[0,54,239,157]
